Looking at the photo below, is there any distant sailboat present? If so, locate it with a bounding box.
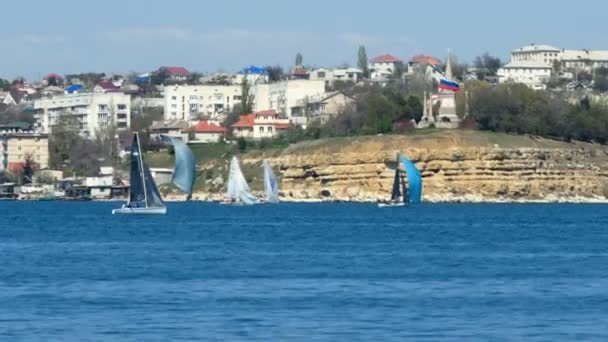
[222,156,258,205]
[165,136,196,200]
[262,159,279,203]
[378,153,422,208]
[113,133,167,214]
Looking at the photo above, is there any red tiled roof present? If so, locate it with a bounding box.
[232,114,255,128]
[44,73,63,80]
[161,66,191,77]
[191,120,225,133]
[370,54,402,63]
[410,55,441,66]
[255,109,278,116]
[292,68,309,76]
[96,81,119,90]
[8,162,24,173]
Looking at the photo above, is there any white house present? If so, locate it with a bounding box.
[232,110,290,140]
[309,67,363,85]
[497,61,552,90]
[188,120,225,143]
[33,92,131,138]
[290,91,357,125]
[369,54,403,79]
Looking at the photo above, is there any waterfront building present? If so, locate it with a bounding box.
[369,54,403,79]
[231,110,289,140]
[164,85,242,122]
[0,122,49,171]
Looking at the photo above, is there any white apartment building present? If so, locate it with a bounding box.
[261,80,326,122]
[499,44,608,89]
[33,92,131,138]
[164,85,241,122]
[497,61,552,90]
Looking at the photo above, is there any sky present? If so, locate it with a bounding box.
[2,0,608,80]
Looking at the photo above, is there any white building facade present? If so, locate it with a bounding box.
[261,80,326,122]
[164,85,242,122]
[369,54,403,79]
[33,92,131,138]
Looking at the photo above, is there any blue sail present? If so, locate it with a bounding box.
[167,137,196,197]
[400,155,422,203]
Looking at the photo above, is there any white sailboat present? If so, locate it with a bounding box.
[221,156,258,205]
[113,133,167,214]
[262,160,279,204]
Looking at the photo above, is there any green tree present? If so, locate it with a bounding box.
[0,78,9,91]
[474,53,502,79]
[49,115,81,168]
[265,65,285,82]
[357,45,370,78]
[295,53,303,67]
[240,77,254,115]
[237,137,247,152]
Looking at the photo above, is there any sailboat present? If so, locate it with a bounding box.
[221,156,258,205]
[113,133,167,214]
[262,160,279,203]
[165,136,196,200]
[378,153,422,208]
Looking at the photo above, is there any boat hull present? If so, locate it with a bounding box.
[378,202,407,208]
[112,207,167,215]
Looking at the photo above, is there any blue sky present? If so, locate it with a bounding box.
[2,0,607,79]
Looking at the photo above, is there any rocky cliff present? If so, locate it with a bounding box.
[236,131,608,203]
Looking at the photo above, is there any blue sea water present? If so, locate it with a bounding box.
[1,202,608,341]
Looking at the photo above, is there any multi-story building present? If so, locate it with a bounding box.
[165,80,327,125]
[499,44,608,89]
[369,54,403,79]
[0,122,49,172]
[260,80,326,122]
[33,92,131,138]
[164,85,242,122]
[309,67,364,85]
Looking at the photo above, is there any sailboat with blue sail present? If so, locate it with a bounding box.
[378,153,422,208]
[165,136,197,200]
[262,159,279,203]
[113,133,167,214]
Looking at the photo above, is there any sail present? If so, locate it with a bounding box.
[128,134,146,205]
[167,137,196,197]
[262,160,279,203]
[390,168,401,201]
[227,157,257,204]
[400,155,422,203]
[143,163,166,208]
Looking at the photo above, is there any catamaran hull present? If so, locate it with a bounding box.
[112,207,167,215]
[378,203,407,208]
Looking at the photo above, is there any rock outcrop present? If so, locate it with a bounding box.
[239,132,608,203]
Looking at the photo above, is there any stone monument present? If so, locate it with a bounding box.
[435,52,461,129]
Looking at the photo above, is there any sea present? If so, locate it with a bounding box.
[0,202,607,341]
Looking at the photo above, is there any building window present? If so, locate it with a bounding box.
[259,126,265,133]
[117,104,127,110]
[98,104,109,112]
[18,146,21,151]
[171,96,177,100]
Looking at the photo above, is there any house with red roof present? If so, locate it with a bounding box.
[94,81,121,93]
[291,68,310,80]
[158,66,192,82]
[232,110,290,140]
[43,73,64,86]
[369,54,404,79]
[187,120,226,143]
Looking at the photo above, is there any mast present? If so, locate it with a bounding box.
[136,132,149,208]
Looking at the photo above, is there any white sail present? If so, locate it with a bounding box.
[262,160,279,203]
[226,157,257,205]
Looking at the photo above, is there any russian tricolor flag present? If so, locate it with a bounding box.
[439,79,460,92]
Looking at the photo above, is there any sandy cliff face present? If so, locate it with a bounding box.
[239,132,608,203]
